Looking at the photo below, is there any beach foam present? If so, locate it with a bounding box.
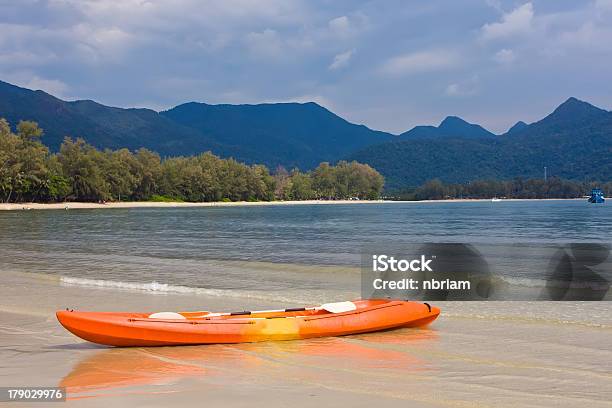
[59,275,320,305]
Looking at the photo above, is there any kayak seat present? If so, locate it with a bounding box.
[320,301,357,313]
[148,312,186,319]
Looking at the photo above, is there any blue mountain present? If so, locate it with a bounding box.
[2,79,610,187]
[505,121,528,135]
[0,80,391,169]
[399,115,494,140]
[160,101,392,168]
[350,97,612,188]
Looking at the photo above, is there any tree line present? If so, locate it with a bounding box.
[0,119,385,203]
[391,178,611,200]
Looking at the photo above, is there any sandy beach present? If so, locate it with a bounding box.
[0,198,584,211]
[0,199,386,211]
[1,270,611,407]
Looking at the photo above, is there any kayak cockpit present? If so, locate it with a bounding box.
[149,300,387,321]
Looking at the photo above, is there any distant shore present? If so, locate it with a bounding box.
[0,198,586,211]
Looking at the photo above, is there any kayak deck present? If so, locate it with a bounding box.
[57,300,440,347]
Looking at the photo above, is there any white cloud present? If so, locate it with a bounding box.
[595,0,612,12]
[0,0,311,66]
[19,76,69,97]
[73,0,307,31]
[380,50,459,76]
[480,2,612,58]
[556,22,612,53]
[485,0,503,13]
[445,75,479,97]
[326,13,369,39]
[0,21,134,66]
[329,49,354,70]
[76,25,135,62]
[445,83,461,96]
[329,16,350,35]
[244,29,283,58]
[481,3,534,40]
[0,50,57,67]
[494,48,515,63]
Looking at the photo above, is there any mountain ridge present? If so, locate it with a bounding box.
[349,98,612,188]
[1,79,610,188]
[399,115,495,140]
[506,121,528,135]
[159,100,393,168]
[0,80,215,154]
[0,79,392,169]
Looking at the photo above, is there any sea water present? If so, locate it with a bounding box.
[0,200,610,305]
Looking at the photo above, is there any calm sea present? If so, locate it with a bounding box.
[1,201,610,303]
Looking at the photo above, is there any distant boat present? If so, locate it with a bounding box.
[587,188,605,204]
[491,197,502,202]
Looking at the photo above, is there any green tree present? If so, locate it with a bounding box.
[0,120,49,202]
[288,170,314,200]
[0,119,20,202]
[133,148,162,200]
[415,179,446,200]
[311,162,336,199]
[0,118,386,204]
[273,166,291,200]
[58,138,110,201]
[103,148,140,201]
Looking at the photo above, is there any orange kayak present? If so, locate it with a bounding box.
[56,300,440,347]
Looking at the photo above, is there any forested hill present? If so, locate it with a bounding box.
[2,79,610,189]
[0,80,391,170]
[399,116,495,140]
[160,101,392,169]
[0,80,218,155]
[350,97,612,189]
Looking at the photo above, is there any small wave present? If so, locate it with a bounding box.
[60,276,224,295]
[59,276,325,305]
[500,276,610,290]
[500,276,549,288]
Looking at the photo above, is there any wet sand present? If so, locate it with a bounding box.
[0,198,582,211]
[1,271,611,407]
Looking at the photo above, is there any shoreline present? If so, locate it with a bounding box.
[0,197,584,211]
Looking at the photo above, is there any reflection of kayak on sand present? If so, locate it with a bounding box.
[57,300,440,347]
[60,347,207,393]
[60,330,437,395]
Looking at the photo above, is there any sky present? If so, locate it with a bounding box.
[1,0,611,134]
